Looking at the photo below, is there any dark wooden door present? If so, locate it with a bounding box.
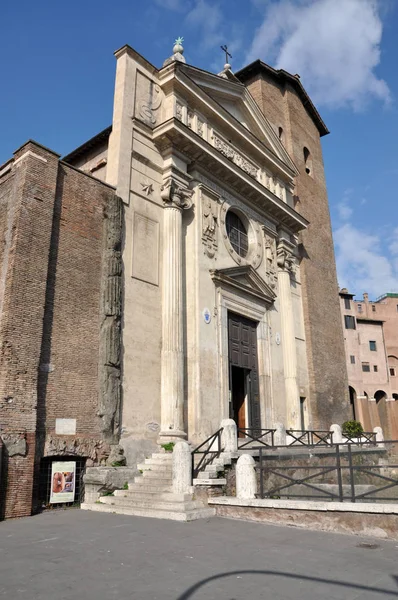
[228,313,260,429]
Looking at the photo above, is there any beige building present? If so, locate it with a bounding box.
[0,38,352,519]
[63,41,350,463]
[339,289,398,438]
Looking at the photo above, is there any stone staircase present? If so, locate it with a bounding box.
[81,451,215,521]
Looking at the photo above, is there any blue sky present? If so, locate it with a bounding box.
[1,0,397,298]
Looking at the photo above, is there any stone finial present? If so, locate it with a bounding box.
[373,426,384,447]
[330,424,343,444]
[236,454,257,499]
[172,441,192,494]
[274,422,287,446]
[221,419,238,452]
[163,37,186,67]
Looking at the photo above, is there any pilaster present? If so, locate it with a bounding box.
[277,237,300,428]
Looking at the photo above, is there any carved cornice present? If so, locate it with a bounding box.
[161,177,194,210]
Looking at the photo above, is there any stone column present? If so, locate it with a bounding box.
[159,178,193,441]
[277,241,300,429]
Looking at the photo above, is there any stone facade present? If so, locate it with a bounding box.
[236,61,350,428]
[0,43,352,518]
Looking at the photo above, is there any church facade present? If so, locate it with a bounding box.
[0,42,349,518]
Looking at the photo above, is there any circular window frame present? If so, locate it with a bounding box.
[220,203,263,268]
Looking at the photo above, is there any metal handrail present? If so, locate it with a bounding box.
[286,430,334,446]
[191,428,224,480]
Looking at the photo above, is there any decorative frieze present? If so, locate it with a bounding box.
[212,133,259,179]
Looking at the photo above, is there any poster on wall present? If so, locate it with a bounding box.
[50,461,76,504]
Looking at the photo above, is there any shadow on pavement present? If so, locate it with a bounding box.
[176,569,398,599]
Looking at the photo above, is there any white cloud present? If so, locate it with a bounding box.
[246,0,391,110]
[337,189,353,221]
[185,0,224,49]
[389,227,398,256]
[334,223,398,296]
[153,0,188,11]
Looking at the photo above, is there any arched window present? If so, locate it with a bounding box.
[303,146,313,176]
[226,210,248,258]
[278,126,284,144]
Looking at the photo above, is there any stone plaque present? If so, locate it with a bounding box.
[55,418,76,435]
[132,213,159,286]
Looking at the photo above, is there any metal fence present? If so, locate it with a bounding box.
[256,441,398,503]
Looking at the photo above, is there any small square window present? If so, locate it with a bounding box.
[344,298,351,309]
[344,315,356,329]
[362,362,370,372]
[357,304,362,313]
[369,341,377,351]
[350,355,355,364]
[372,305,376,312]
[390,367,396,377]
[373,365,378,372]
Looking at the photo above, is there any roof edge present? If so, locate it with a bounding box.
[235,60,329,137]
[62,126,112,163]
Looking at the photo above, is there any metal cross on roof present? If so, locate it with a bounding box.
[220,45,232,65]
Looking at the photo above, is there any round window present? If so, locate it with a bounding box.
[226,210,248,258]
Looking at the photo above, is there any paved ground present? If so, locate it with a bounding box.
[0,510,398,599]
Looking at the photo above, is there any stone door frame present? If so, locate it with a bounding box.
[214,285,272,429]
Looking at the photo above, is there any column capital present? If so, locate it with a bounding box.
[161,177,193,210]
[276,240,295,273]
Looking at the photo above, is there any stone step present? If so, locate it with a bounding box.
[137,471,172,481]
[99,495,205,511]
[129,482,172,492]
[151,453,173,460]
[204,464,225,472]
[81,502,216,522]
[137,463,172,473]
[193,478,226,486]
[197,471,218,479]
[113,490,192,502]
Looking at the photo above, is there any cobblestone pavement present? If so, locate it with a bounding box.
[0,510,397,599]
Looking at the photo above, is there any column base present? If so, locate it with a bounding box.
[158,429,187,445]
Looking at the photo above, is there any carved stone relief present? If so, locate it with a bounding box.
[176,101,183,122]
[98,195,123,444]
[187,110,194,129]
[197,119,204,138]
[135,71,163,127]
[201,190,218,258]
[212,133,259,179]
[264,233,278,290]
[161,177,194,210]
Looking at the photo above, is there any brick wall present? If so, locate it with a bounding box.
[0,141,117,518]
[243,70,350,427]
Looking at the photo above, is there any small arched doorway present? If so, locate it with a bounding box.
[349,386,357,420]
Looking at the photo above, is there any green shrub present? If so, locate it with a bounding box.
[161,442,175,452]
[122,482,129,490]
[342,420,364,437]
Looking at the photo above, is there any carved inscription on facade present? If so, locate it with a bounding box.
[212,133,259,179]
[132,213,159,286]
[201,189,218,258]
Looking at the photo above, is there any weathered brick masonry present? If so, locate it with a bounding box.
[237,63,350,427]
[0,141,120,518]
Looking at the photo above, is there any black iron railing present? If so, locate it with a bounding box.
[286,430,334,446]
[191,428,224,480]
[237,428,276,448]
[341,431,377,445]
[256,441,398,502]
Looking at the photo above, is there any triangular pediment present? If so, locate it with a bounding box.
[210,265,276,304]
[177,64,298,176]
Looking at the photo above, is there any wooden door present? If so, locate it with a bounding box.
[228,313,260,429]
